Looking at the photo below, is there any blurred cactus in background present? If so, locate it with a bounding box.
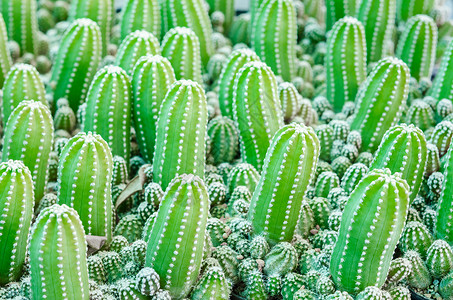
[120,0,160,40]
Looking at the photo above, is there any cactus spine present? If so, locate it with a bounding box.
[248,124,320,245]
[232,61,284,171]
[152,80,208,190]
[120,0,160,40]
[396,0,435,22]
[0,160,34,284]
[2,100,53,204]
[326,0,360,31]
[350,57,410,152]
[330,169,410,294]
[57,132,113,243]
[396,15,438,81]
[145,174,209,299]
[325,17,367,112]
[83,66,132,162]
[429,39,453,101]
[251,0,297,82]
[0,14,11,89]
[50,18,102,113]
[131,55,176,163]
[29,204,90,300]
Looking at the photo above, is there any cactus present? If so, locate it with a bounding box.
[57,132,113,242]
[279,82,302,122]
[440,270,453,300]
[160,0,213,66]
[120,0,160,40]
[341,163,368,195]
[356,0,396,63]
[229,13,251,45]
[429,39,453,102]
[0,14,11,89]
[115,30,161,75]
[232,61,284,171]
[396,15,437,81]
[315,171,340,198]
[405,100,435,131]
[83,66,132,162]
[396,0,435,22]
[405,250,432,290]
[1,64,46,127]
[2,100,53,204]
[152,80,207,190]
[145,174,209,299]
[330,169,410,294]
[0,161,34,285]
[248,124,319,244]
[29,204,90,299]
[50,18,102,113]
[426,239,453,279]
[350,57,410,152]
[325,17,367,112]
[430,120,453,157]
[264,242,298,275]
[251,0,297,82]
[325,0,360,31]
[399,221,433,258]
[207,116,239,165]
[54,101,76,132]
[191,266,231,299]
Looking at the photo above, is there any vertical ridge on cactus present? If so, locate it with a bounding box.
[57,132,113,243]
[131,55,176,163]
[429,39,453,101]
[2,100,53,204]
[50,18,102,113]
[396,0,435,22]
[325,0,360,31]
[29,204,90,300]
[145,174,209,299]
[232,61,284,171]
[0,160,34,285]
[152,80,208,190]
[330,169,410,294]
[396,15,438,81]
[248,123,320,245]
[0,13,11,89]
[251,0,297,82]
[120,0,160,40]
[325,16,367,112]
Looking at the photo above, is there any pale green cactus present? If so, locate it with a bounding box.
[0,14,11,89]
[325,17,367,112]
[191,266,231,299]
[206,0,234,34]
[248,124,319,245]
[330,169,410,294]
[120,0,160,40]
[396,15,438,81]
[145,174,209,299]
[429,39,453,101]
[229,13,251,45]
[251,0,297,82]
[57,132,113,243]
[152,80,208,190]
[396,0,435,22]
[279,82,302,122]
[435,143,453,244]
[325,0,360,31]
[29,204,89,299]
[2,100,53,204]
[350,57,410,152]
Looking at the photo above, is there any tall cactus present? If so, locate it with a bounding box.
[232,61,284,171]
[0,160,34,285]
[325,17,367,112]
[2,63,46,127]
[251,0,297,82]
[0,14,11,89]
[29,204,90,300]
[350,57,410,152]
[396,15,437,81]
[370,124,427,202]
[152,80,208,190]
[326,0,360,31]
[396,0,435,22]
[131,55,176,163]
[57,132,113,243]
[429,39,453,101]
[50,18,102,113]
[145,174,209,299]
[160,0,214,66]
[120,0,160,40]
[161,27,203,83]
[356,0,396,63]
[435,143,453,244]
[83,66,132,162]
[330,169,410,294]
[0,0,38,54]
[248,124,320,245]
[2,100,53,204]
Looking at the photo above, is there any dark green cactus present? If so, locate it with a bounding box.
[405,250,432,290]
[207,116,239,165]
[326,0,360,31]
[426,239,453,279]
[120,0,160,40]
[430,120,453,157]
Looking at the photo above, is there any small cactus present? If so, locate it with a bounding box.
[191,266,231,299]
[405,250,432,290]
[426,239,453,279]
[264,242,298,276]
[120,0,160,40]
[279,82,302,122]
[207,116,239,165]
[206,0,235,34]
[429,39,453,102]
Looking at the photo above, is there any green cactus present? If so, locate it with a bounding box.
[399,221,433,258]
[426,239,453,279]
[429,39,453,102]
[29,204,90,299]
[326,0,360,31]
[264,242,298,276]
[330,169,410,294]
[404,250,432,290]
[248,124,319,244]
[279,82,302,122]
[120,0,160,40]
[57,132,113,242]
[440,270,453,300]
[430,120,453,157]
[0,13,11,89]
[315,171,340,198]
[341,163,368,195]
[50,18,102,113]
[229,13,251,45]
[350,57,410,152]
[325,17,367,112]
[207,116,239,165]
[405,100,435,131]
[191,266,231,299]
[396,0,435,22]
[232,61,284,171]
[396,15,438,81]
[206,0,234,35]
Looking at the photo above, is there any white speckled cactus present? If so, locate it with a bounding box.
[248,123,320,245]
[396,0,435,22]
[0,160,34,285]
[429,39,453,101]
[0,13,11,89]
[326,0,360,31]
[57,132,113,243]
[29,204,90,300]
[145,174,209,299]
[120,0,160,40]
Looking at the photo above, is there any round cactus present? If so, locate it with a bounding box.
[120,0,160,40]
[405,99,435,131]
[429,39,453,102]
[430,120,453,157]
[264,242,298,276]
[341,163,369,195]
[426,239,453,279]
[191,266,231,299]
[399,221,433,258]
[207,116,239,165]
